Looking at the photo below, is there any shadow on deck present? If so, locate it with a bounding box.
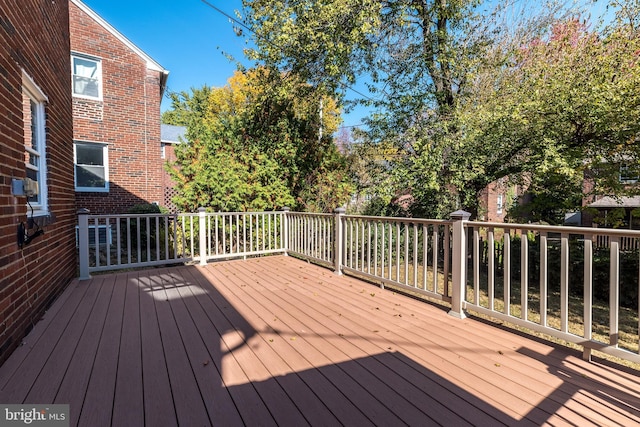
[0,255,639,426]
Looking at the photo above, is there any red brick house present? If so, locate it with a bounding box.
[0,0,76,364]
[582,163,640,229]
[70,0,169,214]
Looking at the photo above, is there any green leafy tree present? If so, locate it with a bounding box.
[242,0,639,222]
[162,86,212,126]
[167,69,353,212]
[455,13,640,221]
[241,0,551,218]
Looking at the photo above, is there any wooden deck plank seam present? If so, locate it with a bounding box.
[205,264,476,422]
[163,267,279,426]
[278,260,640,426]
[176,266,306,426]
[0,277,94,400]
[215,260,636,426]
[52,275,116,426]
[205,263,464,426]
[209,263,451,426]
[1,256,638,427]
[199,265,387,426]
[186,266,368,426]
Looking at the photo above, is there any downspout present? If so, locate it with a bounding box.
[144,72,148,197]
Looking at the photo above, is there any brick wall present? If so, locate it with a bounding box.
[0,0,76,364]
[70,2,164,215]
[478,180,508,222]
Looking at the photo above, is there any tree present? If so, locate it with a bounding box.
[166,69,353,212]
[241,0,556,218]
[162,86,212,127]
[243,0,640,221]
[454,14,640,221]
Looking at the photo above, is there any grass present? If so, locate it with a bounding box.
[346,260,640,371]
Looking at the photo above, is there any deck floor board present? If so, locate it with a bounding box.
[1,255,639,426]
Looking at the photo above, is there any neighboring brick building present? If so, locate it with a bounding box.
[581,164,640,229]
[70,0,169,214]
[477,178,528,223]
[0,0,76,364]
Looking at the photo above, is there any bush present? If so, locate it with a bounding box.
[121,204,172,260]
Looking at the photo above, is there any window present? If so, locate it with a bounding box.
[620,163,639,184]
[72,54,102,99]
[22,71,48,216]
[496,194,504,215]
[74,142,109,192]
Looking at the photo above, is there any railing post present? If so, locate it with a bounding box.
[334,207,346,275]
[282,207,290,256]
[198,207,207,265]
[448,210,471,319]
[78,208,91,280]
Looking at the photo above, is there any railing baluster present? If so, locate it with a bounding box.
[560,232,569,333]
[396,222,400,283]
[380,221,387,277]
[360,219,365,272]
[413,224,418,288]
[610,236,620,347]
[488,228,495,311]
[504,229,511,316]
[473,227,480,305]
[374,222,378,276]
[404,223,409,285]
[540,232,548,327]
[444,224,450,297]
[155,216,160,262]
[388,223,393,281]
[432,226,438,293]
[126,218,132,265]
[520,230,528,321]
[423,224,428,291]
[584,234,593,361]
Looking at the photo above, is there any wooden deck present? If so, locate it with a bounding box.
[1,255,639,426]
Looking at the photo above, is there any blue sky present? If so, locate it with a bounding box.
[81,0,612,130]
[81,0,370,128]
[81,1,251,109]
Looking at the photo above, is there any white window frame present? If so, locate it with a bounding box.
[74,141,109,192]
[71,53,103,100]
[620,163,639,184]
[22,71,49,217]
[496,194,504,215]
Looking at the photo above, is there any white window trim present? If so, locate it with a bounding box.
[22,70,49,217]
[620,163,639,184]
[74,141,109,192]
[496,194,504,215]
[71,52,103,101]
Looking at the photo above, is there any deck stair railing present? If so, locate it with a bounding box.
[78,207,640,364]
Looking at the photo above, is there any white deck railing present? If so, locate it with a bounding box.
[78,208,640,364]
[77,209,286,278]
[340,214,452,303]
[458,219,640,364]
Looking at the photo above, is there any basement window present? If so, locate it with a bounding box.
[74,141,109,192]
